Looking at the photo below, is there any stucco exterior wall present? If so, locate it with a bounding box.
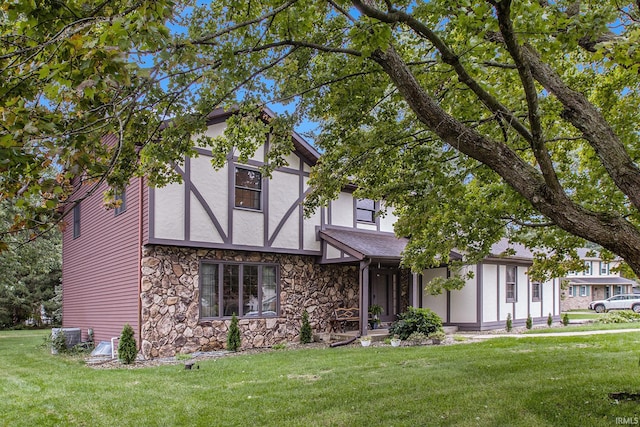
[140,245,359,358]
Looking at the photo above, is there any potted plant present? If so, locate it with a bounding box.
[390,335,401,347]
[368,304,383,329]
[428,330,446,345]
[360,335,372,347]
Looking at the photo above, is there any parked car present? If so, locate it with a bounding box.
[588,294,640,313]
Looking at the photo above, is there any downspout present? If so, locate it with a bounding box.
[137,176,143,350]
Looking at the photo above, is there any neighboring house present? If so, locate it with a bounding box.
[62,109,560,358]
[560,250,637,311]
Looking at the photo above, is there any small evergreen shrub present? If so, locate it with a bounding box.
[300,309,313,344]
[227,313,241,351]
[118,323,138,364]
[506,313,512,332]
[562,313,570,326]
[526,314,532,330]
[547,313,553,327]
[389,307,442,340]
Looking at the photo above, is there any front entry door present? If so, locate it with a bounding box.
[370,270,396,323]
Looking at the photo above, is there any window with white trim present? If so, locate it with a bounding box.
[580,286,589,297]
[583,261,592,275]
[506,265,517,303]
[356,198,376,223]
[200,262,278,318]
[600,262,610,275]
[235,167,262,210]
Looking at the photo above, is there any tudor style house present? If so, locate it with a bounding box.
[420,240,561,330]
[560,250,637,311]
[62,109,561,358]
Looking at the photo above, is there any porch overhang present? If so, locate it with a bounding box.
[318,227,407,264]
[564,277,636,286]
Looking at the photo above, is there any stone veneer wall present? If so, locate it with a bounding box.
[560,292,592,311]
[140,245,359,358]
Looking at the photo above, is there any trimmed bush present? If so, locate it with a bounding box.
[562,313,570,326]
[389,307,442,340]
[597,310,640,324]
[525,315,532,330]
[300,309,313,344]
[547,313,553,327]
[506,313,512,332]
[227,313,241,351]
[118,324,138,364]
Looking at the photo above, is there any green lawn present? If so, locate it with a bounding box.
[525,322,640,334]
[563,311,602,320]
[3,330,640,426]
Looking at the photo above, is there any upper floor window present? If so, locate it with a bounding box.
[356,198,376,223]
[200,262,278,318]
[115,189,126,216]
[505,265,517,302]
[600,262,610,275]
[235,167,262,210]
[583,261,592,275]
[73,203,81,239]
[531,283,541,302]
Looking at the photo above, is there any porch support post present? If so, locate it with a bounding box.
[360,260,371,336]
[412,272,420,308]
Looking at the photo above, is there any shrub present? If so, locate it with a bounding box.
[389,307,442,340]
[597,310,640,324]
[547,313,553,327]
[50,330,67,354]
[526,315,532,330]
[506,313,512,332]
[300,309,313,344]
[562,313,570,326]
[227,313,241,351]
[118,323,138,364]
[428,330,446,343]
[407,332,429,343]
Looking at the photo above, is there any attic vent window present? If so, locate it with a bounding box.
[235,167,261,210]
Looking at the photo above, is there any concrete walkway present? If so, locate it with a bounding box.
[457,328,640,340]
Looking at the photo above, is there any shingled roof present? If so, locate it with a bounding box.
[319,228,408,261]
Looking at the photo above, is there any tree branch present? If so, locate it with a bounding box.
[351,0,535,146]
[491,0,563,196]
[521,44,640,212]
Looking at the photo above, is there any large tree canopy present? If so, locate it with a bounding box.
[3,1,640,283]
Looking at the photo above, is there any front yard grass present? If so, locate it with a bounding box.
[564,310,603,320]
[3,329,640,426]
[525,322,640,334]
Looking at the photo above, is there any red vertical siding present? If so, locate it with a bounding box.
[142,179,150,244]
[62,177,143,345]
